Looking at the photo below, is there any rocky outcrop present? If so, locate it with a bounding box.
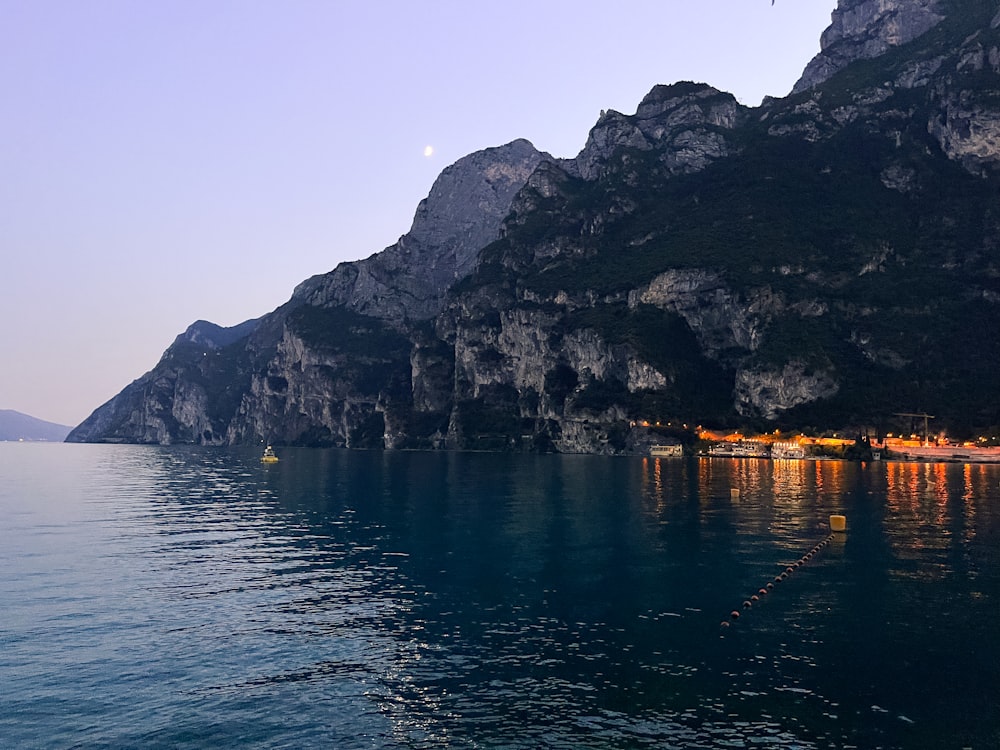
[69,371,216,446]
[225,326,383,447]
[628,270,770,358]
[793,0,946,93]
[67,318,260,444]
[735,363,840,421]
[292,139,548,322]
[174,318,260,349]
[777,0,1000,178]
[928,42,1000,174]
[571,83,747,181]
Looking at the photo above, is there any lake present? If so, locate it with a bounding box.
[1,443,997,748]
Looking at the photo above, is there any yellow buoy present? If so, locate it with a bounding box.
[829,514,847,533]
[730,488,741,499]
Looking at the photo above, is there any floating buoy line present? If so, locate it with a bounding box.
[720,515,847,629]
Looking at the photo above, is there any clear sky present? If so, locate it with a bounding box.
[2,0,837,427]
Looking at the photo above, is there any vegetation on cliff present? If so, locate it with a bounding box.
[68,1,1000,450]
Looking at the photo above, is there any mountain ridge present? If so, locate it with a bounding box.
[68,0,1000,450]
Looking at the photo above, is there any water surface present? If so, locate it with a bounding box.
[1,444,997,748]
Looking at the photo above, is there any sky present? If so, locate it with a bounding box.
[1,0,837,427]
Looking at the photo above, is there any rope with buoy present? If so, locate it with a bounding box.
[720,515,846,629]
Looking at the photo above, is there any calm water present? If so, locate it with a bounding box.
[1,444,998,749]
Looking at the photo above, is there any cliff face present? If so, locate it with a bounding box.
[292,139,548,322]
[793,0,947,93]
[69,0,1000,450]
[570,84,748,181]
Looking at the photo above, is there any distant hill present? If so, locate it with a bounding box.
[0,410,72,442]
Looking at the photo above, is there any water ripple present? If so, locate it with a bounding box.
[1,446,997,748]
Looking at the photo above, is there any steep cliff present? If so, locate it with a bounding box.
[292,139,548,322]
[67,142,546,447]
[794,0,947,93]
[69,0,1000,450]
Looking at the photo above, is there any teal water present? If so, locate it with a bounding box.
[1,443,997,749]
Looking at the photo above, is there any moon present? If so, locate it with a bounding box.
[423,145,434,157]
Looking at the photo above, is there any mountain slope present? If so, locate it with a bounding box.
[69,0,1000,450]
[68,141,547,446]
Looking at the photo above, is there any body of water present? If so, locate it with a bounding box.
[1,443,998,748]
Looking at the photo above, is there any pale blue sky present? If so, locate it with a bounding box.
[2,0,836,426]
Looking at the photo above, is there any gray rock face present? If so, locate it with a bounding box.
[929,44,1000,173]
[293,139,547,321]
[438,296,667,454]
[572,83,746,181]
[734,363,840,421]
[67,318,261,444]
[929,90,1000,174]
[628,270,769,358]
[774,1,1000,177]
[225,326,380,447]
[793,0,946,93]
[67,370,215,446]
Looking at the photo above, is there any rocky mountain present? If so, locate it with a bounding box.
[69,0,1000,452]
[1,410,72,442]
[793,0,947,93]
[293,139,549,322]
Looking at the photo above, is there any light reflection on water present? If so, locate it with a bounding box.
[1,444,998,749]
